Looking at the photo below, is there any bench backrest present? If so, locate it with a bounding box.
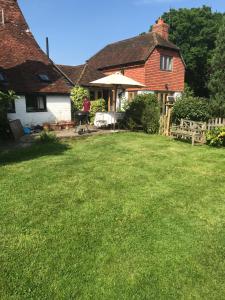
[180,119,207,132]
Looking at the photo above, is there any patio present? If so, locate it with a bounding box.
[0,127,128,151]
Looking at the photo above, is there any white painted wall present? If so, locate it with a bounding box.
[174,92,182,99]
[125,90,183,98]
[8,95,72,127]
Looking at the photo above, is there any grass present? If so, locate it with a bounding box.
[1,132,225,299]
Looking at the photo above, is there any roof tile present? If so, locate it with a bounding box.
[0,0,72,94]
[87,32,179,70]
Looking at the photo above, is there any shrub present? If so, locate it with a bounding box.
[90,99,106,123]
[0,90,17,139]
[70,86,89,111]
[206,127,225,147]
[39,131,59,143]
[124,94,160,134]
[172,96,211,124]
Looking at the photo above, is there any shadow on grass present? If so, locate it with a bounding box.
[172,137,205,147]
[0,141,71,166]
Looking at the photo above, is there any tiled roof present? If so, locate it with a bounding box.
[88,32,180,70]
[57,64,105,86]
[0,0,72,94]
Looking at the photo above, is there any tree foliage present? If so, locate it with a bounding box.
[159,6,224,97]
[90,99,106,123]
[70,86,89,111]
[208,98,225,118]
[208,16,225,117]
[124,94,160,134]
[172,92,211,123]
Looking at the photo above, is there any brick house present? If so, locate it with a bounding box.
[59,19,185,114]
[0,0,73,126]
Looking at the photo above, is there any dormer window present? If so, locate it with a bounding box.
[38,74,51,82]
[160,55,173,71]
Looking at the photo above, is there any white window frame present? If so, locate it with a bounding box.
[160,55,173,71]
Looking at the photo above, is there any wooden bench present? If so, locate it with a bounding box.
[171,119,207,146]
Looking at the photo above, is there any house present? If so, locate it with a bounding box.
[59,19,185,114]
[57,64,108,103]
[0,0,73,127]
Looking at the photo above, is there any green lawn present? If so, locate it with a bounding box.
[1,133,225,299]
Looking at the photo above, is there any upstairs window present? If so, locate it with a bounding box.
[26,95,47,113]
[38,74,51,82]
[160,55,173,71]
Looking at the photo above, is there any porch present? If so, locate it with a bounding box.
[88,86,181,114]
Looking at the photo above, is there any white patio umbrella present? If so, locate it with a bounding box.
[90,72,145,130]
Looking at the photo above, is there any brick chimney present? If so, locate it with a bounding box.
[152,18,169,40]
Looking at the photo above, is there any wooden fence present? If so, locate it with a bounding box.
[160,116,225,136]
[207,118,225,130]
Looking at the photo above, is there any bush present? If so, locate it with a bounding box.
[172,96,211,124]
[38,131,59,143]
[124,94,160,134]
[90,99,106,124]
[206,127,225,147]
[70,86,89,111]
[0,90,17,139]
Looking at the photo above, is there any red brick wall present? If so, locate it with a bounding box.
[102,47,185,92]
[103,66,145,91]
[145,48,185,92]
[124,66,145,85]
[104,65,145,84]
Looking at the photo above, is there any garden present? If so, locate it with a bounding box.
[1,80,225,300]
[1,132,225,299]
[1,85,225,299]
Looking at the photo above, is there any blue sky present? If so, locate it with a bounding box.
[18,0,225,66]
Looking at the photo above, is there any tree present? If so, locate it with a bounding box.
[209,15,225,97]
[70,86,89,111]
[158,6,224,97]
[208,16,225,117]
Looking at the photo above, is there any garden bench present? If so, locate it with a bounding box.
[171,119,207,146]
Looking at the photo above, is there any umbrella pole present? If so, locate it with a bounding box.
[113,85,117,131]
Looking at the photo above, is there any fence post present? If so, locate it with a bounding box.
[165,100,175,136]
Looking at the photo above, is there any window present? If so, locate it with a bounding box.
[26,95,47,112]
[7,100,15,113]
[90,90,95,100]
[160,55,173,71]
[38,74,51,82]
[97,91,102,99]
[103,90,110,101]
[0,72,7,82]
[128,91,137,102]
